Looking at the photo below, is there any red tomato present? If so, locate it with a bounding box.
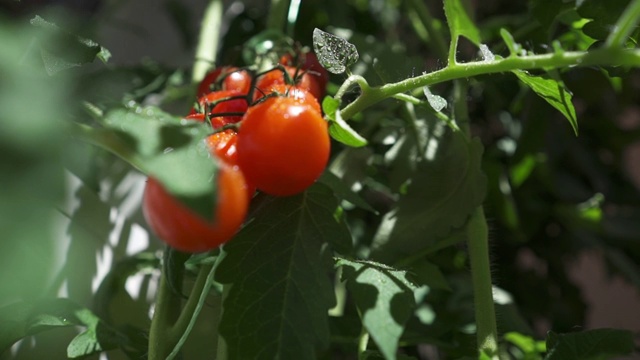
[237,96,330,196]
[206,130,256,198]
[280,51,329,92]
[191,89,248,128]
[197,67,252,97]
[143,163,249,253]
[253,84,321,114]
[254,66,323,102]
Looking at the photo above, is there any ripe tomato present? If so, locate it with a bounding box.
[253,84,321,114]
[206,130,256,198]
[280,51,329,92]
[143,163,249,253]
[237,96,330,196]
[255,66,323,102]
[197,67,252,97]
[191,89,248,128]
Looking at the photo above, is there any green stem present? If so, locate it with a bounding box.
[286,0,302,37]
[466,207,499,359]
[340,47,640,120]
[266,0,290,32]
[167,264,216,359]
[357,326,370,356]
[605,0,640,48]
[192,0,224,83]
[148,270,182,360]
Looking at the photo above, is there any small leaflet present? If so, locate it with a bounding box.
[423,86,447,112]
[312,28,359,74]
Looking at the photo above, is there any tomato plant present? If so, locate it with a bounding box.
[2,1,640,360]
[237,95,329,196]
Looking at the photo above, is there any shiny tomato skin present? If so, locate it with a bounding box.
[143,163,249,253]
[255,66,323,102]
[280,51,329,91]
[253,84,321,114]
[191,89,248,127]
[206,130,256,198]
[237,96,330,196]
[197,67,252,97]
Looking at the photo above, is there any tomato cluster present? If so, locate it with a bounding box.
[143,51,330,252]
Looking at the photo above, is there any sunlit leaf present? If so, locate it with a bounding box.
[371,122,487,264]
[85,106,218,220]
[337,258,422,360]
[512,71,578,135]
[443,0,481,45]
[215,183,351,360]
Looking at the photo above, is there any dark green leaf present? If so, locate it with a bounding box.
[329,110,368,147]
[319,171,377,213]
[337,258,422,360]
[30,15,110,75]
[545,329,635,360]
[512,71,578,135]
[313,28,359,74]
[371,123,487,264]
[215,183,351,360]
[94,106,218,220]
[443,0,481,45]
[578,0,635,42]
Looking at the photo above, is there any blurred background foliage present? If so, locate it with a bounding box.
[0,0,639,359]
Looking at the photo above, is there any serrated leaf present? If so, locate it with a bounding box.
[313,28,359,74]
[545,329,634,360]
[0,298,120,356]
[215,183,351,360]
[371,122,487,264]
[319,171,377,213]
[337,258,422,360]
[512,70,578,135]
[95,106,217,220]
[30,15,110,75]
[329,109,368,147]
[443,0,481,45]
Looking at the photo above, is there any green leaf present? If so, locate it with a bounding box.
[443,0,481,45]
[504,332,546,355]
[313,28,360,74]
[545,329,635,360]
[371,123,487,264]
[578,0,636,42]
[322,96,341,121]
[318,171,377,213]
[30,15,110,75]
[0,298,120,357]
[512,70,578,135]
[337,258,422,360]
[92,106,218,220]
[329,109,368,147]
[215,183,351,360]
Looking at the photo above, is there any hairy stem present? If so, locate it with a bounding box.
[340,47,640,120]
[467,207,498,358]
[192,0,224,83]
[454,79,499,358]
[148,267,182,360]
